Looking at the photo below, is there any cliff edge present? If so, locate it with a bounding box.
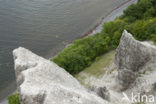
[13,30,156,104]
[115,30,156,90]
[13,47,110,104]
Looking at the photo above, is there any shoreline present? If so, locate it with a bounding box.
[77,0,131,39]
[48,0,138,59]
[0,0,138,103]
[74,0,138,39]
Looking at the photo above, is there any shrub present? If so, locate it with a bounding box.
[8,93,20,104]
[52,33,112,74]
[52,0,156,75]
[52,18,127,74]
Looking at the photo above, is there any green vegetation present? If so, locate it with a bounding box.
[52,0,156,75]
[75,51,115,88]
[75,51,115,77]
[52,33,112,74]
[8,93,20,104]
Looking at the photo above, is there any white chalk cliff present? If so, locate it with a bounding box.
[13,30,156,104]
[69,30,156,104]
[115,30,156,90]
[13,47,110,104]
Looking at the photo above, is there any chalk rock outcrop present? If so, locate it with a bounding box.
[115,30,156,90]
[91,86,110,101]
[13,47,110,104]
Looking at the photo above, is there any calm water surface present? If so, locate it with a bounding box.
[0,0,127,99]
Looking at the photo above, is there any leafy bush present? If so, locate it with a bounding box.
[120,0,154,22]
[125,18,156,41]
[52,0,156,75]
[52,33,112,74]
[52,19,126,75]
[8,93,20,104]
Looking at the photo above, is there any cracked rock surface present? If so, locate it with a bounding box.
[13,30,156,104]
[13,47,110,104]
[74,30,156,104]
[115,30,156,90]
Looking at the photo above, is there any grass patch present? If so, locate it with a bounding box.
[81,51,115,77]
[75,51,115,86]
